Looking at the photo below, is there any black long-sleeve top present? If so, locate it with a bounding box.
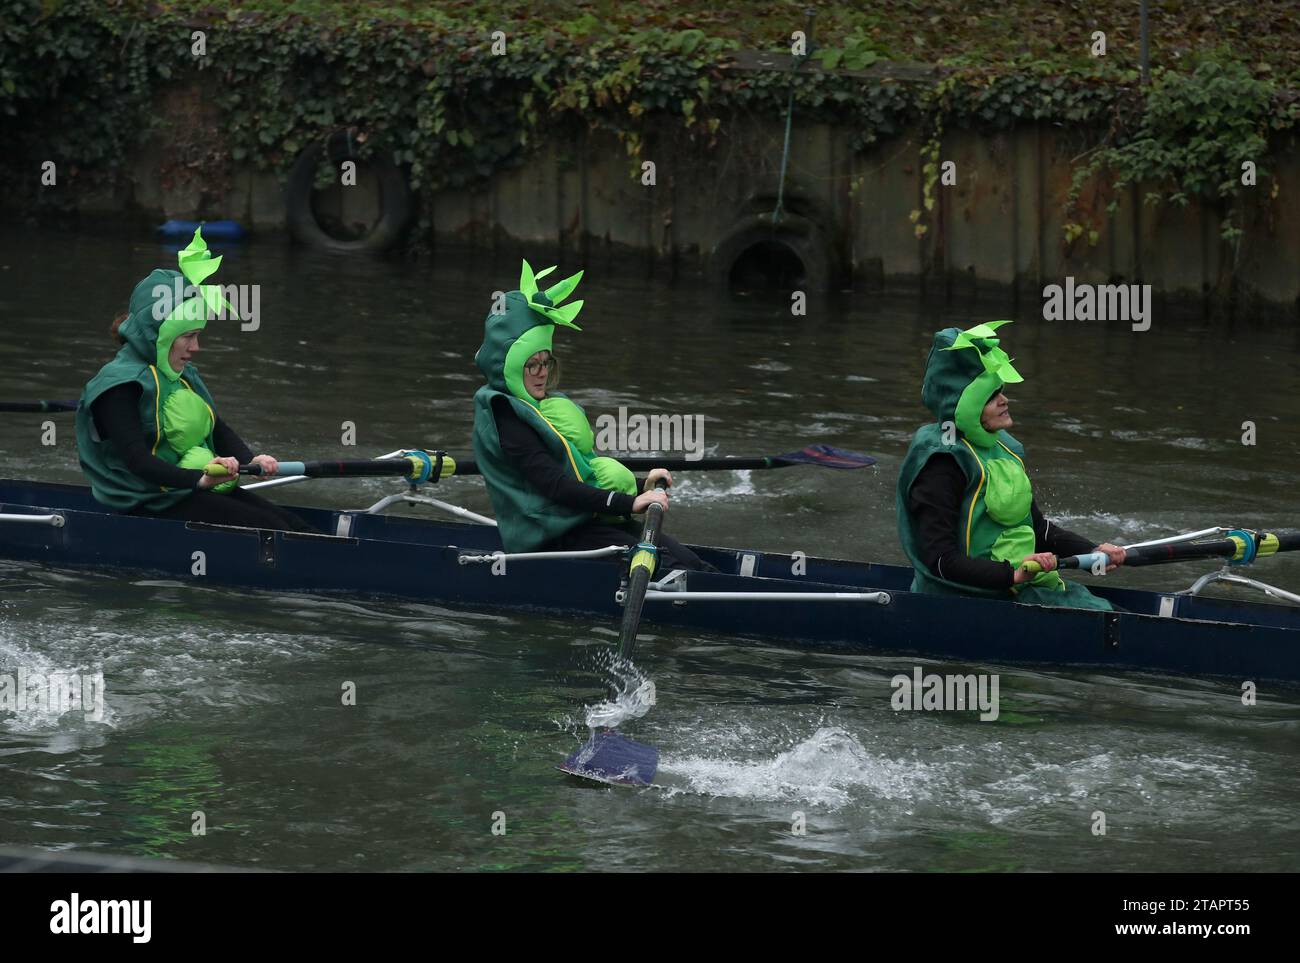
[492,396,638,516]
[91,382,254,491]
[907,453,1098,590]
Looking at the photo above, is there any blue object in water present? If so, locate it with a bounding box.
[559,730,659,786]
[157,219,246,242]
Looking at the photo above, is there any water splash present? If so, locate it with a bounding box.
[672,471,758,501]
[0,631,115,734]
[586,679,656,729]
[660,725,935,810]
[582,648,656,730]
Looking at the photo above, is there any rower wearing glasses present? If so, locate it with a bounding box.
[75,229,313,532]
[471,261,711,572]
[896,321,1124,609]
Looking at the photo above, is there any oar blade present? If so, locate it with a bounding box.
[771,444,876,469]
[559,730,659,787]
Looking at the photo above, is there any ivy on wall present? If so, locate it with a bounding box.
[1065,58,1298,244]
[1,0,1294,254]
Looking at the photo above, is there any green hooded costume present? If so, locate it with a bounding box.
[895,321,1112,610]
[76,228,236,511]
[471,261,637,552]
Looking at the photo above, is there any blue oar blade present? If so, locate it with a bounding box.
[773,444,876,469]
[559,731,659,786]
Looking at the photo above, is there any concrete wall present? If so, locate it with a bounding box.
[423,115,1297,317]
[28,99,1300,319]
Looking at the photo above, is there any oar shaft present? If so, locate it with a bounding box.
[1030,530,1300,574]
[446,456,779,474]
[1117,531,1300,567]
[0,400,80,413]
[624,455,777,471]
[207,450,864,481]
[207,452,454,483]
[602,446,874,471]
[614,455,796,471]
[242,459,418,478]
[448,447,873,476]
[617,482,670,661]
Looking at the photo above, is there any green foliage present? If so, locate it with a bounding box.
[943,61,1124,130]
[814,35,889,72]
[0,0,165,181]
[908,77,958,240]
[1,0,1295,255]
[1065,59,1298,242]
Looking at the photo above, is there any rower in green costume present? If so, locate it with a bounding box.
[896,321,1118,610]
[472,260,637,551]
[76,227,234,511]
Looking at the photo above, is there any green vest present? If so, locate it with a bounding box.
[76,351,218,511]
[472,386,602,552]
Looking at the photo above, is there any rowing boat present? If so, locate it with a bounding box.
[2,478,1299,683]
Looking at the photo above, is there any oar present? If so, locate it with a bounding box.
[559,480,669,787]
[614,445,874,471]
[0,400,80,413]
[229,444,876,491]
[0,402,877,474]
[1023,530,1300,575]
[0,397,877,473]
[206,452,455,484]
[451,444,875,475]
[194,448,879,481]
[0,397,878,478]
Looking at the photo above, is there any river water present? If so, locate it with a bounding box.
[1,225,1298,871]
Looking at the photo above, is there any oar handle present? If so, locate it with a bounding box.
[203,461,314,478]
[1021,552,1108,576]
[641,478,670,533]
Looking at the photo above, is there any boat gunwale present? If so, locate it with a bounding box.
[3,478,1299,638]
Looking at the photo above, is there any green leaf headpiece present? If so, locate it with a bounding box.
[943,320,1024,385]
[170,227,234,321]
[519,259,583,329]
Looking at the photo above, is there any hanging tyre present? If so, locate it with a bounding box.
[285,130,412,254]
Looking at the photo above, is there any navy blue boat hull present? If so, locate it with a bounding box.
[2,479,1299,683]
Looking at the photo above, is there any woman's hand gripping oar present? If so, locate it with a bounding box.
[1019,544,1126,579]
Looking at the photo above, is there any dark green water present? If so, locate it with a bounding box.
[1,225,1298,870]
